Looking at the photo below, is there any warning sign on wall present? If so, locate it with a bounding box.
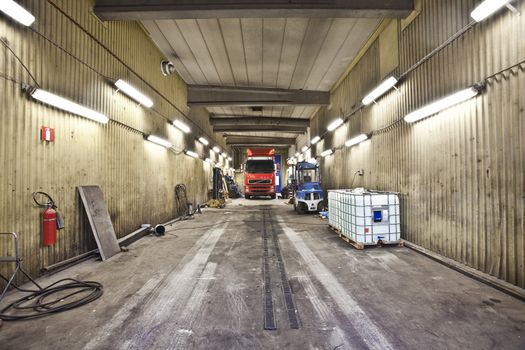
[41,126,55,142]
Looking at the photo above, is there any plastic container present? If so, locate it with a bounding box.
[328,188,401,244]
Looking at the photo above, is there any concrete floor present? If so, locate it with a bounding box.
[1,199,525,349]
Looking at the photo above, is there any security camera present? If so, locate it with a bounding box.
[160,60,176,76]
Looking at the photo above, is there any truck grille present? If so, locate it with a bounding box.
[248,185,272,193]
[248,179,271,184]
[252,188,270,193]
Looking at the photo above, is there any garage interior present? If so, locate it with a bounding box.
[0,0,524,349]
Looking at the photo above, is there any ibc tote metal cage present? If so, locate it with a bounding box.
[328,189,401,248]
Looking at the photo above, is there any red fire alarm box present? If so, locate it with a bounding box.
[41,126,55,142]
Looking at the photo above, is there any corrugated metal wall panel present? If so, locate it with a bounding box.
[309,0,525,287]
[0,0,221,282]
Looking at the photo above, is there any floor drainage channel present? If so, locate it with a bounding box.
[262,209,276,330]
[262,209,300,330]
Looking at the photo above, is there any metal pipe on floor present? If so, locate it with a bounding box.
[43,224,153,274]
[41,250,98,274]
[118,225,151,245]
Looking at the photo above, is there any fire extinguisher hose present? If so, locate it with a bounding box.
[0,277,103,321]
[32,191,65,230]
[32,191,56,208]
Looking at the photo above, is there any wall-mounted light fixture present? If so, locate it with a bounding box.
[404,86,480,123]
[0,0,35,26]
[345,134,369,148]
[30,89,109,124]
[327,118,344,131]
[310,136,321,145]
[115,79,153,108]
[198,137,209,145]
[146,135,172,148]
[320,149,334,158]
[362,76,398,105]
[471,0,513,22]
[185,150,199,158]
[173,120,190,133]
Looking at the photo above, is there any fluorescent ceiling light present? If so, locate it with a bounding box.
[320,149,334,157]
[310,136,321,145]
[205,158,214,164]
[404,87,479,123]
[345,134,369,148]
[228,156,232,161]
[31,89,109,124]
[295,152,300,157]
[198,137,209,145]
[173,120,190,133]
[471,0,512,22]
[221,152,228,158]
[185,150,199,158]
[0,0,35,26]
[213,146,220,153]
[115,79,153,108]
[327,118,344,131]
[301,146,309,152]
[147,135,172,148]
[362,76,398,105]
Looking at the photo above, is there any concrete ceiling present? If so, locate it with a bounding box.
[142,17,381,122]
[95,1,413,147]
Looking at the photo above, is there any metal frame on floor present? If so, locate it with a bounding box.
[0,232,42,302]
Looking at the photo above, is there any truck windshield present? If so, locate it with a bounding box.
[246,160,274,174]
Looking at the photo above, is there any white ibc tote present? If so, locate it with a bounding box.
[328,188,401,245]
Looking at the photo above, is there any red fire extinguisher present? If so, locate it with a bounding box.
[42,203,57,246]
[33,192,64,247]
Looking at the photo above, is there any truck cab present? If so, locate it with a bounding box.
[294,161,324,213]
[244,148,276,199]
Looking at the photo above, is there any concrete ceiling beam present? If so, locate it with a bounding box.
[94,1,414,20]
[210,116,309,127]
[225,135,296,145]
[213,125,306,133]
[187,85,329,107]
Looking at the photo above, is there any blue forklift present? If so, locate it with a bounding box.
[293,161,324,214]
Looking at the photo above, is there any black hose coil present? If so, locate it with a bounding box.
[0,278,103,321]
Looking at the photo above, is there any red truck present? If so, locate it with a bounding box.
[244,148,276,199]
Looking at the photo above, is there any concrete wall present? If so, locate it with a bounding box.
[306,0,525,287]
[0,0,224,279]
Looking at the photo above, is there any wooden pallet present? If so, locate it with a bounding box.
[328,225,403,250]
[380,240,404,248]
[328,225,364,250]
